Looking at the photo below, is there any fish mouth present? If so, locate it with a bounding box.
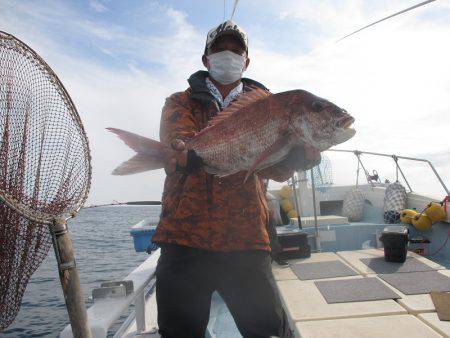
[333,127,356,145]
[336,115,355,129]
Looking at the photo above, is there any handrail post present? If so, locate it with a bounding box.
[291,173,303,229]
[310,170,321,252]
[135,289,146,332]
[427,160,450,197]
[354,151,374,188]
[392,155,413,192]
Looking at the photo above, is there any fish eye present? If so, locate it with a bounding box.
[312,101,324,112]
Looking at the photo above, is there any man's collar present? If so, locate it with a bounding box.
[205,77,243,108]
[188,70,269,103]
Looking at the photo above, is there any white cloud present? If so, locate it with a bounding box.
[1,0,449,203]
[89,0,108,13]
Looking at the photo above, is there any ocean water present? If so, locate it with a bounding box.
[0,205,159,338]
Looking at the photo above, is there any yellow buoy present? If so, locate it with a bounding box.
[411,213,432,231]
[280,198,294,212]
[400,209,417,224]
[425,202,447,222]
[287,209,298,219]
[278,185,293,199]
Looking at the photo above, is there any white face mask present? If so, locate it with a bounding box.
[207,50,246,85]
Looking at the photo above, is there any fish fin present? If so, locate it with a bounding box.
[107,127,166,174]
[203,164,232,176]
[107,127,164,156]
[244,133,293,183]
[206,87,271,129]
[112,154,164,175]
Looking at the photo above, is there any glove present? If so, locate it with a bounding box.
[165,139,203,175]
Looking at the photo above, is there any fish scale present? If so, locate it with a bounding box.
[189,97,285,174]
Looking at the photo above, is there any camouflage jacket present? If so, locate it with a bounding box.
[152,71,294,251]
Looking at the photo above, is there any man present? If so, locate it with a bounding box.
[152,20,320,338]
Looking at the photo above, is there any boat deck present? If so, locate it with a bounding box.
[273,249,450,337]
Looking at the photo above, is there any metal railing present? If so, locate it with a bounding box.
[291,148,449,251]
[60,249,160,338]
[327,149,450,197]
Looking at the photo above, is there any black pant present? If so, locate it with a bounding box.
[156,244,283,338]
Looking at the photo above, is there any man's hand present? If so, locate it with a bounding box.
[165,139,188,175]
[282,144,321,171]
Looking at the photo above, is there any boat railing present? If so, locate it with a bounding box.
[327,149,450,197]
[60,249,161,338]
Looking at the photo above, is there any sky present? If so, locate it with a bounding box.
[1,0,449,204]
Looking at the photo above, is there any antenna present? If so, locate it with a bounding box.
[336,0,438,42]
[230,0,239,21]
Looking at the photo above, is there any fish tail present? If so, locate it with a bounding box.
[107,127,166,175]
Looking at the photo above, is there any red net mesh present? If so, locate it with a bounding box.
[0,31,91,330]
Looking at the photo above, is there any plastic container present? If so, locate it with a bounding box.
[130,217,160,252]
[379,225,408,263]
[276,231,311,260]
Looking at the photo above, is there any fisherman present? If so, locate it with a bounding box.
[152,20,321,338]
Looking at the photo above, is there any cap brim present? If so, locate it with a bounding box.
[206,31,247,52]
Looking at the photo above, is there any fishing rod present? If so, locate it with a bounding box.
[336,0,438,42]
[230,0,239,21]
[223,0,240,21]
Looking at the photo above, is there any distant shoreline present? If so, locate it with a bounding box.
[83,201,161,208]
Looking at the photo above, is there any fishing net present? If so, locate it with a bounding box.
[308,154,333,193]
[0,31,91,330]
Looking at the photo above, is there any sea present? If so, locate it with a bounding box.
[0,205,160,338]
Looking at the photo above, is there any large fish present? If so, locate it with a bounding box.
[108,87,355,181]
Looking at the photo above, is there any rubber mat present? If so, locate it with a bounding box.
[314,277,400,304]
[379,271,450,295]
[290,260,358,281]
[360,257,436,274]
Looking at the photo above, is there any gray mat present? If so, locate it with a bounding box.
[360,257,436,274]
[378,271,450,295]
[290,260,358,280]
[314,277,400,304]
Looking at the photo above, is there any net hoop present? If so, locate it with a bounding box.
[0,31,92,224]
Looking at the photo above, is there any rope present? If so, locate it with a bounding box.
[356,157,360,187]
[427,230,450,257]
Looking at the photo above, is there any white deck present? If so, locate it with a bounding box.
[294,314,441,338]
[419,313,450,338]
[274,249,450,337]
[335,249,449,315]
[336,248,445,275]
